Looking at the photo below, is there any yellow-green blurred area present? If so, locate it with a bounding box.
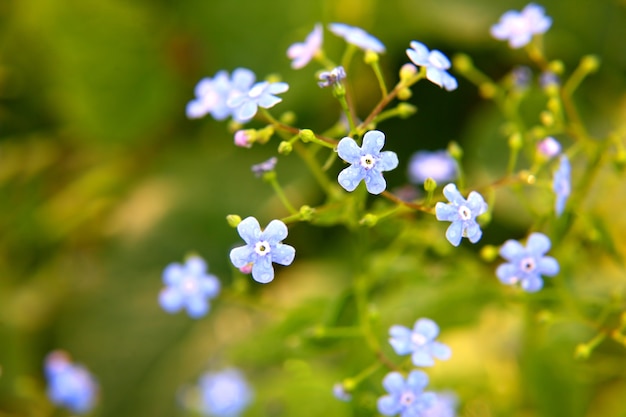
[1,0,626,416]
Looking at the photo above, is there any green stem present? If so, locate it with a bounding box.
[265,173,298,215]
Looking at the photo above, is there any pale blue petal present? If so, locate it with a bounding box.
[499,240,525,261]
[186,99,208,119]
[337,137,362,164]
[237,217,262,244]
[413,318,439,340]
[389,325,413,354]
[538,256,559,276]
[406,370,429,390]
[445,221,463,247]
[442,183,464,205]
[262,219,289,243]
[200,276,221,297]
[412,349,435,367]
[364,171,386,194]
[407,41,429,66]
[496,263,518,284]
[435,202,458,222]
[251,256,275,283]
[379,151,399,171]
[382,372,405,394]
[258,94,282,109]
[230,246,255,268]
[186,297,209,318]
[231,68,255,90]
[526,232,551,256]
[522,275,544,292]
[268,82,289,94]
[441,72,458,91]
[338,165,365,192]
[163,263,184,285]
[271,244,295,266]
[185,256,207,275]
[378,396,402,416]
[466,221,483,243]
[236,101,258,121]
[430,342,452,360]
[361,130,385,154]
[466,191,487,215]
[159,287,183,313]
[429,50,451,69]
[426,67,444,88]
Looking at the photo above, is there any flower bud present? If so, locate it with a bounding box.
[299,129,315,143]
[278,141,293,155]
[226,214,242,228]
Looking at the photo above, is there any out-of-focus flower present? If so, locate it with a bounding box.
[44,351,98,414]
[406,41,457,91]
[318,66,346,88]
[332,382,352,402]
[435,184,488,246]
[287,24,323,69]
[422,392,458,417]
[540,71,560,89]
[377,371,436,417]
[227,81,289,123]
[537,137,561,158]
[407,150,457,184]
[496,232,559,292]
[490,3,552,49]
[510,65,533,89]
[389,318,451,367]
[251,157,278,177]
[328,23,385,53]
[199,369,252,417]
[337,130,399,195]
[229,217,295,283]
[553,154,571,216]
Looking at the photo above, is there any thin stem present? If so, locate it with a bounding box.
[265,173,298,215]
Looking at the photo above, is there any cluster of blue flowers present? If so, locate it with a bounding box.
[44,351,98,414]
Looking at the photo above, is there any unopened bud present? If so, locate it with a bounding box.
[226,214,242,228]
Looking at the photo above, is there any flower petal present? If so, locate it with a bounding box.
[406,370,429,390]
[435,202,458,222]
[271,243,296,266]
[163,263,184,285]
[382,372,405,394]
[445,221,463,247]
[499,239,525,261]
[526,232,551,256]
[496,263,519,285]
[364,171,387,194]
[159,287,183,313]
[262,219,289,243]
[413,318,439,340]
[379,151,399,172]
[361,130,385,154]
[337,137,362,164]
[465,221,483,243]
[537,256,559,276]
[430,341,452,360]
[407,41,429,66]
[442,183,464,205]
[230,246,255,268]
[338,165,365,192]
[389,325,413,355]
[251,255,275,283]
[378,395,401,416]
[521,275,544,292]
[237,217,262,244]
[186,296,209,318]
[258,94,282,109]
[412,348,436,367]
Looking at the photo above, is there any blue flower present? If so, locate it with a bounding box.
[337,130,399,195]
[229,217,296,283]
[490,3,552,49]
[332,382,352,402]
[200,369,252,417]
[159,256,221,319]
[318,66,346,88]
[44,351,98,414]
[408,150,457,184]
[377,371,436,417]
[422,392,458,417]
[537,136,561,159]
[435,183,488,246]
[406,41,457,91]
[287,23,323,69]
[227,81,289,123]
[251,156,278,177]
[496,232,559,292]
[389,318,451,367]
[328,23,385,53]
[553,154,571,216]
[186,68,255,121]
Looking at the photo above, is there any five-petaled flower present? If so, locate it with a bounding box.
[406,41,458,91]
[287,23,323,69]
[199,369,252,417]
[435,183,488,246]
[229,217,296,283]
[389,318,452,367]
[318,66,346,88]
[496,232,559,292]
[407,150,457,184]
[337,130,399,195]
[44,351,98,415]
[329,23,386,53]
[186,68,255,121]
[490,3,552,49]
[553,154,571,216]
[159,256,221,319]
[227,81,289,123]
[377,371,436,417]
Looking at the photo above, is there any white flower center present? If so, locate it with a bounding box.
[411,332,427,347]
[181,277,198,294]
[400,391,416,406]
[360,154,376,170]
[458,205,472,220]
[520,257,536,273]
[255,240,271,256]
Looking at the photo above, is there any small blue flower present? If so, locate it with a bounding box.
[328,23,386,53]
[377,371,436,417]
[435,183,488,246]
[406,41,458,91]
[229,217,296,283]
[389,318,451,367]
[496,232,559,292]
[422,392,458,417]
[159,256,220,319]
[44,351,98,414]
[251,156,278,177]
[408,150,457,184]
[200,369,252,417]
[490,3,552,49]
[553,154,571,216]
[287,23,323,69]
[318,66,346,88]
[186,68,255,121]
[227,81,289,123]
[337,130,399,195]
[332,382,352,402]
[537,137,561,159]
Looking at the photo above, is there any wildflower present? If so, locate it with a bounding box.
[186,68,255,121]
[510,65,533,89]
[251,157,278,177]
[537,137,561,158]
[227,81,289,123]
[407,150,457,184]
[229,217,295,283]
[389,318,451,367]
[496,232,559,292]
[553,154,571,216]
[332,382,352,402]
[377,371,436,417]
[540,71,560,90]
[287,24,323,69]
[337,130,399,195]
[490,3,552,49]
[435,183,488,246]
[158,256,221,319]
[44,351,98,414]
[328,23,385,53]
[423,392,458,417]
[318,66,346,88]
[200,369,252,417]
[406,41,457,91]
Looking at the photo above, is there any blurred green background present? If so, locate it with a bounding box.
[1,0,626,416]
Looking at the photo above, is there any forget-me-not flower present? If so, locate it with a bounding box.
[159,256,220,319]
[422,392,458,417]
[389,318,451,367]
[435,183,488,246]
[199,369,252,417]
[44,351,98,414]
[287,23,323,69]
[227,81,289,123]
[229,217,295,283]
[186,68,255,121]
[408,150,457,184]
[496,232,559,292]
[337,130,399,195]
[318,66,346,88]
[406,41,458,91]
[377,371,436,417]
[329,23,385,53]
[490,3,552,49]
[537,137,561,158]
[553,154,571,216]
